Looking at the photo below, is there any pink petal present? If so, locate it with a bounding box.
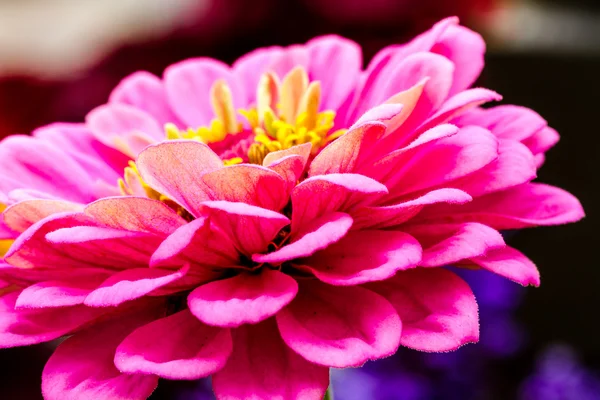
[277,281,401,367]
[15,274,110,309]
[201,164,289,211]
[0,264,112,286]
[3,199,83,233]
[151,216,238,270]
[452,105,547,143]
[523,126,560,155]
[115,309,232,379]
[422,183,585,230]
[0,290,103,348]
[447,139,536,197]
[263,142,312,168]
[232,46,285,104]
[188,269,298,327]
[403,223,505,267]
[432,24,486,95]
[380,126,499,198]
[299,230,421,286]
[291,173,388,233]
[306,35,362,111]
[252,212,353,265]
[85,197,186,236]
[84,266,189,307]
[86,104,163,156]
[268,45,310,78]
[365,17,457,77]
[308,121,386,176]
[468,246,540,286]
[136,140,224,216]
[42,304,161,400]
[419,88,502,134]
[199,201,289,255]
[352,103,405,128]
[164,58,245,127]
[263,143,312,190]
[5,212,94,269]
[366,268,479,352]
[46,226,162,268]
[213,319,329,400]
[32,122,129,184]
[109,71,183,127]
[0,136,100,204]
[361,52,454,121]
[352,188,472,230]
[359,123,459,188]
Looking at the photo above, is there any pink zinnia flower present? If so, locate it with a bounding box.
[0,18,583,400]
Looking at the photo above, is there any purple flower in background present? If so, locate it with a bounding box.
[519,345,600,400]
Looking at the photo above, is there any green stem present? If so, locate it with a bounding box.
[324,387,333,400]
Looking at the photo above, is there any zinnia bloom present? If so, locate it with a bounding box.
[0,17,583,400]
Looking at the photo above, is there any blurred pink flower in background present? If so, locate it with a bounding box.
[0,17,583,400]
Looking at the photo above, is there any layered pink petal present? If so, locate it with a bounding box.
[150,217,237,285]
[3,199,83,233]
[252,212,353,264]
[523,126,560,156]
[84,266,189,307]
[308,121,386,176]
[263,143,312,191]
[136,140,224,215]
[109,71,183,127]
[291,173,388,232]
[420,183,585,230]
[86,104,163,157]
[0,136,101,203]
[46,226,162,267]
[468,246,540,286]
[403,223,505,267]
[0,290,103,348]
[42,304,161,400]
[199,201,289,255]
[201,164,289,211]
[432,24,486,95]
[362,52,454,122]
[298,230,421,285]
[366,268,479,352]
[452,105,547,143]
[188,269,298,327]
[232,46,286,103]
[213,319,329,400]
[115,309,232,380]
[447,139,536,197]
[164,58,245,127]
[380,126,499,198]
[277,282,401,368]
[85,197,186,236]
[352,188,472,230]
[15,274,110,309]
[5,212,94,269]
[306,35,362,111]
[360,123,459,187]
[419,88,502,134]
[32,122,128,184]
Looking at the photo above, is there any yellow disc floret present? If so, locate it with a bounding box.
[244,66,346,164]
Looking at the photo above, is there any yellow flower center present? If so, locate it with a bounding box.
[0,203,14,258]
[164,66,346,164]
[116,66,345,205]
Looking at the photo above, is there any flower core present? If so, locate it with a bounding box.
[162,66,345,165]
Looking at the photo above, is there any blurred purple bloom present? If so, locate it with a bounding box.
[519,345,600,400]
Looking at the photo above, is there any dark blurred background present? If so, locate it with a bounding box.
[0,0,598,399]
